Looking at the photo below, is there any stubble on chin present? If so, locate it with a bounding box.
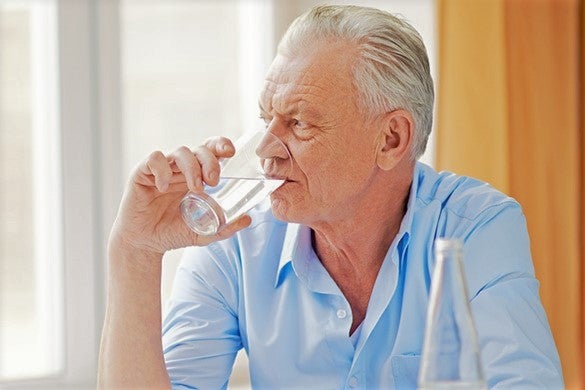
[270,184,309,223]
[269,195,289,222]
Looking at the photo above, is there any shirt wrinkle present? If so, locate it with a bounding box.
[471,271,532,301]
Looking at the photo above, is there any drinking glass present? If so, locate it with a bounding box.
[180,130,291,235]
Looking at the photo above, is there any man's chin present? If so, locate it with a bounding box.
[269,195,295,223]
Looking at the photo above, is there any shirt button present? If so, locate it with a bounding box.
[336,309,347,319]
[348,376,359,387]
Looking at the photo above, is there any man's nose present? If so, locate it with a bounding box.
[255,133,290,161]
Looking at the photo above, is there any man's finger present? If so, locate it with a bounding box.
[204,136,236,158]
[170,146,203,193]
[140,150,172,192]
[192,145,222,186]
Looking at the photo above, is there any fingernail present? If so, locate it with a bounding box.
[195,177,202,191]
[208,171,217,182]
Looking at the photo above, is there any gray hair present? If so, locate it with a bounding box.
[278,5,434,159]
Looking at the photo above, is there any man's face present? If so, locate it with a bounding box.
[259,40,381,227]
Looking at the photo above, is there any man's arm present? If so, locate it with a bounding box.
[461,204,564,388]
[161,245,243,389]
[97,139,250,389]
[98,242,170,389]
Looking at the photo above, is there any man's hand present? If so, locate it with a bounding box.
[109,136,252,257]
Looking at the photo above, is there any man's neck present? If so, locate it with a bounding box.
[308,160,413,332]
[311,162,413,274]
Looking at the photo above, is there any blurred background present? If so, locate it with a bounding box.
[0,0,582,389]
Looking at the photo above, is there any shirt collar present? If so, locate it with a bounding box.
[274,222,309,287]
[395,161,423,250]
[273,162,423,286]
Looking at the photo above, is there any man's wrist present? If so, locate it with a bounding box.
[107,232,164,277]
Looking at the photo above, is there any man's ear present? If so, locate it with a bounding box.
[375,109,414,170]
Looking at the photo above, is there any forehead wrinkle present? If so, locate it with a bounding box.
[272,94,303,116]
[263,82,327,115]
[264,79,328,96]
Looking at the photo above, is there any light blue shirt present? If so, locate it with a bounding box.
[162,162,563,389]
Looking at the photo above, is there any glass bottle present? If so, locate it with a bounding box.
[418,238,486,389]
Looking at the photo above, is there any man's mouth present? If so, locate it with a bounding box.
[265,173,292,182]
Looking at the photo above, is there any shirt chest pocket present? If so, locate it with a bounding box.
[390,354,421,390]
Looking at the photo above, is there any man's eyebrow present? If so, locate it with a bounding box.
[258,100,298,116]
[300,106,323,120]
[259,99,324,121]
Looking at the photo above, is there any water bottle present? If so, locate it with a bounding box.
[418,238,486,389]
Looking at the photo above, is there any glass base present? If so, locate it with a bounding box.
[179,193,225,235]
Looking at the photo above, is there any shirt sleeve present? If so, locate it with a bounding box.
[162,243,242,390]
[461,203,564,389]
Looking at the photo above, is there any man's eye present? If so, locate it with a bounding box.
[292,119,308,128]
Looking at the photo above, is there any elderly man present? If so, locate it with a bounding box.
[98,5,563,389]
